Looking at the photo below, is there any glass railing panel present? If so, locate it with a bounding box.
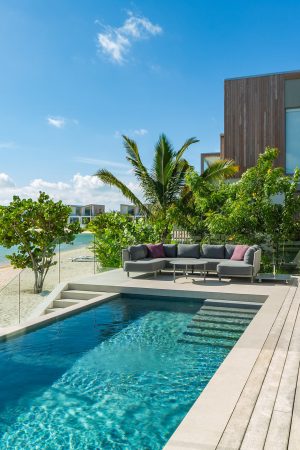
[58,232,96,282]
[19,252,60,324]
[0,269,21,327]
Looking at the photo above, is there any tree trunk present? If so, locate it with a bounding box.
[34,270,44,294]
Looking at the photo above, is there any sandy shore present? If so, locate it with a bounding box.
[0,245,97,328]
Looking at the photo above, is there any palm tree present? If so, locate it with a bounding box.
[96,134,238,240]
[96,134,199,218]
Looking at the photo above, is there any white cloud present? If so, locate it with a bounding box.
[47,116,66,129]
[0,141,18,150]
[75,157,129,170]
[0,173,15,188]
[97,12,162,63]
[0,172,143,211]
[114,128,148,138]
[47,116,79,129]
[133,128,148,136]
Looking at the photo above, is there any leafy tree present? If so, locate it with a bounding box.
[172,160,238,240]
[88,212,172,268]
[205,148,300,268]
[96,134,199,240]
[0,192,81,293]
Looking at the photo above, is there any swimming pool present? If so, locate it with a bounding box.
[0,295,256,449]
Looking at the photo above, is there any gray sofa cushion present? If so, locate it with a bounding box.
[202,244,225,259]
[244,245,259,264]
[177,244,200,258]
[128,244,148,261]
[217,261,253,277]
[225,244,236,259]
[124,258,166,272]
[163,244,177,258]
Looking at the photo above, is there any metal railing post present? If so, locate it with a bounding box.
[18,272,21,324]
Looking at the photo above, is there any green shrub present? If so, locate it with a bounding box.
[88,212,170,268]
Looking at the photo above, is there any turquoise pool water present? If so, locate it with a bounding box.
[0,296,255,449]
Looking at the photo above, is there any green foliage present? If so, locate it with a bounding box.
[96,134,199,239]
[171,159,238,240]
[205,148,300,268]
[0,192,81,293]
[88,212,172,268]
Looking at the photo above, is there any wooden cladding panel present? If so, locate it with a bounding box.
[223,72,300,173]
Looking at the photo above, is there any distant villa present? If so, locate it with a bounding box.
[68,204,105,227]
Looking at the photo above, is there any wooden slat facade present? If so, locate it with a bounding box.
[223,71,300,174]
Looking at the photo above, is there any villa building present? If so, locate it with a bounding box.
[201,70,300,175]
[68,204,105,226]
[119,204,147,217]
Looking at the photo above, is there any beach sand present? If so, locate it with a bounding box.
[0,245,97,328]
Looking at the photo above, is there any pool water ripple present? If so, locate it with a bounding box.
[0,296,253,449]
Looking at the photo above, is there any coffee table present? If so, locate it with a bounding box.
[170,259,208,283]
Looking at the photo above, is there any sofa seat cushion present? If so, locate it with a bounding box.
[177,244,200,258]
[124,258,166,272]
[200,258,224,271]
[201,245,225,259]
[217,261,253,276]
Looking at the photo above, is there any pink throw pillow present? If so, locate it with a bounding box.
[146,243,165,258]
[231,245,249,261]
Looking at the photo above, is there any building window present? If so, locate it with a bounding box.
[286,108,300,174]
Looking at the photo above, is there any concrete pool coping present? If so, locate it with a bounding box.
[0,269,297,448]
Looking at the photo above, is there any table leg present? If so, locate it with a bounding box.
[173,265,176,283]
[186,265,188,279]
[203,264,206,282]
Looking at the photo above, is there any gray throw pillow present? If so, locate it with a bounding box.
[225,244,236,259]
[163,244,177,258]
[201,244,225,259]
[177,244,200,258]
[244,245,259,264]
[129,244,148,260]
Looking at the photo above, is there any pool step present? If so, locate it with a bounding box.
[61,290,103,300]
[44,287,106,315]
[201,305,259,315]
[187,323,246,333]
[196,311,254,320]
[203,299,262,309]
[53,299,82,308]
[184,329,241,340]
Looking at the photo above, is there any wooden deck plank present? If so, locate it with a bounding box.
[264,297,300,449]
[240,288,300,449]
[288,361,300,449]
[217,287,297,450]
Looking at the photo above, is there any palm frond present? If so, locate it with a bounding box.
[202,159,239,182]
[175,137,199,162]
[96,169,151,216]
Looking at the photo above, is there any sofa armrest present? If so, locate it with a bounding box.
[253,249,261,276]
[122,249,130,266]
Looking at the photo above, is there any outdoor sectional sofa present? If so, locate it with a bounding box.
[122,243,261,282]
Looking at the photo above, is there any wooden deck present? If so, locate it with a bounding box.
[165,279,300,450]
[217,282,300,450]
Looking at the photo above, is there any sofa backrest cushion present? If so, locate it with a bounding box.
[146,243,165,258]
[163,244,177,258]
[225,244,236,259]
[128,244,148,260]
[202,244,225,259]
[244,245,259,264]
[177,244,200,258]
[231,245,249,261]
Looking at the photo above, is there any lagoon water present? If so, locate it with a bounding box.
[0,233,94,265]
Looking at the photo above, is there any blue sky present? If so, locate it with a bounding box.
[0,0,300,208]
